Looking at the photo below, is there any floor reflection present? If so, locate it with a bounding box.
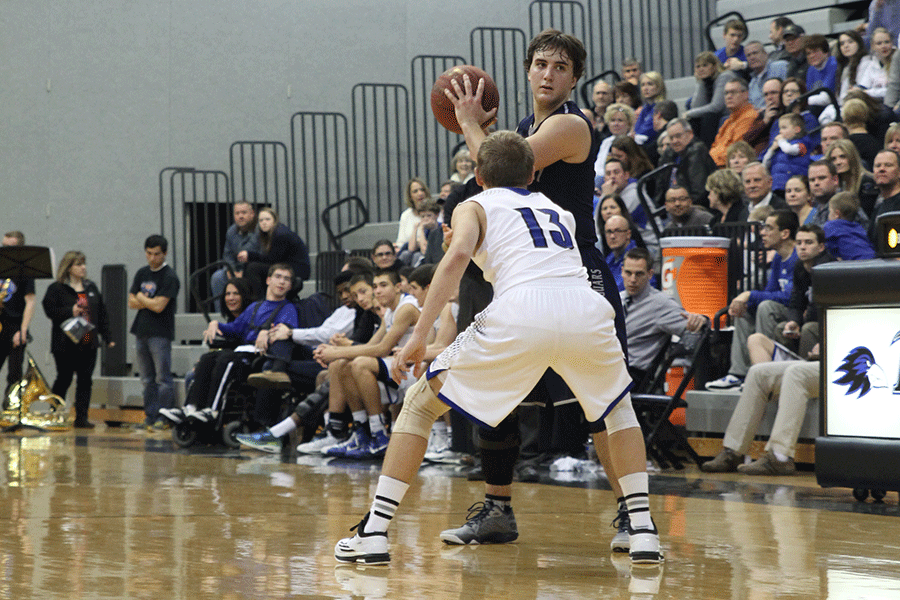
[0,429,898,600]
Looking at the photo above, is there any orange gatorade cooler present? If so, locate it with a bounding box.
[660,237,729,320]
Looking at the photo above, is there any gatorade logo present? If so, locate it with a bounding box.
[661,256,682,304]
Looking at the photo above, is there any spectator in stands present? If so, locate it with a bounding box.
[706,209,799,391]
[858,27,895,100]
[684,52,739,147]
[824,192,877,260]
[785,174,816,226]
[701,358,819,476]
[869,149,900,238]
[158,278,253,425]
[836,30,870,104]
[660,118,717,208]
[706,168,749,223]
[845,88,895,144]
[820,121,850,156]
[239,208,310,299]
[622,57,642,85]
[804,34,839,109]
[450,149,475,184]
[42,251,114,429]
[661,185,713,233]
[438,180,457,201]
[744,78,785,155]
[727,141,757,175]
[777,224,833,355]
[610,135,654,179]
[594,103,635,181]
[780,78,819,146]
[602,154,658,258]
[826,139,879,217]
[762,113,814,193]
[862,0,900,48]
[808,160,843,226]
[592,80,615,139]
[645,100,678,165]
[619,247,705,384]
[746,42,788,109]
[603,215,636,292]
[634,72,666,145]
[210,201,259,311]
[371,239,401,272]
[614,80,641,110]
[402,199,441,267]
[716,19,748,71]
[129,235,179,429]
[395,178,431,250]
[768,16,796,63]
[781,24,808,81]
[710,78,759,167]
[843,98,881,168]
[595,194,645,255]
[177,265,299,429]
[743,162,787,210]
[886,123,900,153]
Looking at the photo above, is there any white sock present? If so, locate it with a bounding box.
[432,421,447,434]
[772,450,789,463]
[352,410,367,425]
[183,404,196,413]
[269,417,296,438]
[369,414,385,435]
[364,475,410,534]
[619,472,652,530]
[323,412,331,427]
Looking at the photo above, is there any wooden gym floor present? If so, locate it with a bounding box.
[2,426,899,600]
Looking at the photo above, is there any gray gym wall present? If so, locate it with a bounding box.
[1,0,713,380]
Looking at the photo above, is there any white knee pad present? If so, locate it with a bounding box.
[392,374,450,439]
[603,394,640,435]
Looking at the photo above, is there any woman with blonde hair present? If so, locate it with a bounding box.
[42,251,114,428]
[395,177,431,249]
[842,97,881,168]
[885,123,900,153]
[449,149,474,183]
[706,168,748,223]
[593,103,635,180]
[634,71,667,144]
[857,27,895,100]
[826,139,878,217]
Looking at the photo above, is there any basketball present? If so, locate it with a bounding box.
[430,65,500,135]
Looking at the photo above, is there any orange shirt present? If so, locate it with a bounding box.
[710,104,759,167]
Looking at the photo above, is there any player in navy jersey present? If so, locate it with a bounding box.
[442,29,637,553]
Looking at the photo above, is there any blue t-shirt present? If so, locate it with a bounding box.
[806,55,838,95]
[218,299,299,343]
[748,249,798,309]
[716,45,746,65]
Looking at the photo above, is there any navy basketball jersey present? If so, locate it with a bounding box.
[516,100,600,247]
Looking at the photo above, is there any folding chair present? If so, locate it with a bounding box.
[630,322,711,469]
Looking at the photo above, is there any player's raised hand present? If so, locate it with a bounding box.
[445,74,498,132]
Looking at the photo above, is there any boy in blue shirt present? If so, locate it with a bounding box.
[824,192,876,261]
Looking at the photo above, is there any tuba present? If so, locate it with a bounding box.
[0,354,70,430]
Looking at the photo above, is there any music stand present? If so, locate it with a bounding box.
[0,246,55,432]
[0,245,54,281]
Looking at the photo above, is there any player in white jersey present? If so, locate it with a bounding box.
[334,131,662,566]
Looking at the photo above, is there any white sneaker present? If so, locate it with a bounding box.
[704,374,744,391]
[158,408,184,424]
[628,520,664,565]
[297,431,341,454]
[423,428,450,462]
[335,514,390,565]
[190,408,217,423]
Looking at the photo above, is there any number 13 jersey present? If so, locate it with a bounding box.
[464,187,589,298]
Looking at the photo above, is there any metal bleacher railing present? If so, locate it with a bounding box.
[158,0,718,308]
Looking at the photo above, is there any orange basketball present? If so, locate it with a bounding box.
[430,65,500,135]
